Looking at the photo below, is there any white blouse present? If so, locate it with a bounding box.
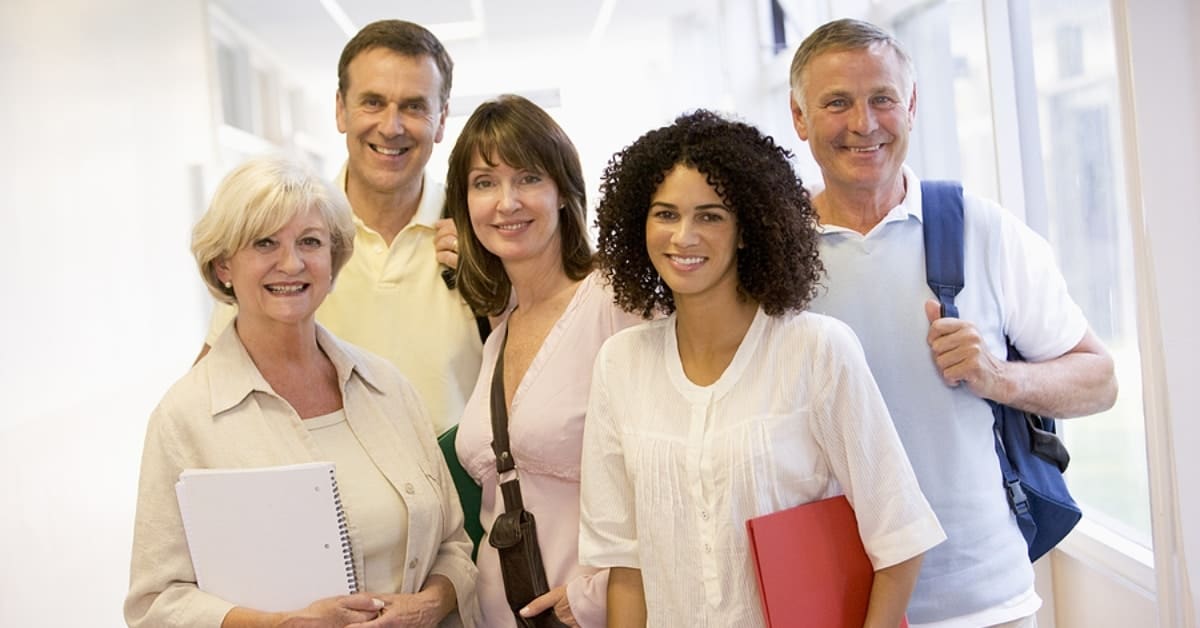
[579,308,945,627]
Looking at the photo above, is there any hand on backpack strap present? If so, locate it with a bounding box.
[924,299,1013,403]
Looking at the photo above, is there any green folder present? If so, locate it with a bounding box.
[437,425,483,560]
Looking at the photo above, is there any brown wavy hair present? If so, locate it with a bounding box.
[445,95,592,316]
[595,110,822,317]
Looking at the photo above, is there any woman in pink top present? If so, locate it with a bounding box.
[445,94,641,627]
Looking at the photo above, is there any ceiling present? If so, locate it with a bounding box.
[208,0,713,103]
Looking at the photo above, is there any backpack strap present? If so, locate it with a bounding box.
[920,181,965,318]
[920,180,1040,551]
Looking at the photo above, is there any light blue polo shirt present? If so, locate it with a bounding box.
[808,166,1087,625]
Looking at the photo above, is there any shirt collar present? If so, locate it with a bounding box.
[336,162,443,232]
[206,322,384,416]
[899,164,925,223]
[814,165,924,235]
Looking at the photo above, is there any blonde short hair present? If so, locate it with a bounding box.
[191,155,356,304]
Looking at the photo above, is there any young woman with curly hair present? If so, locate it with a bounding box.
[578,110,946,627]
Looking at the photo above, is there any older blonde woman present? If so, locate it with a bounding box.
[124,155,478,628]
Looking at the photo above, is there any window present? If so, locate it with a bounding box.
[1023,0,1150,545]
[897,1,998,201]
[214,38,254,134]
[208,4,330,175]
[900,0,1151,547]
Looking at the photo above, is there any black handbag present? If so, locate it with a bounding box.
[487,329,569,628]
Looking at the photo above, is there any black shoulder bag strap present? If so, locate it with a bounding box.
[489,329,525,513]
[486,328,566,628]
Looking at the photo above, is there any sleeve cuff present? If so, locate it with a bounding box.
[564,569,610,628]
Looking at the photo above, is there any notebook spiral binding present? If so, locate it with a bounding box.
[328,467,359,593]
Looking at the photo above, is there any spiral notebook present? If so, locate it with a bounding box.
[175,461,357,612]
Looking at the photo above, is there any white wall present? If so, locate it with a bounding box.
[0,0,216,624]
[1118,0,1200,623]
[1052,549,1157,625]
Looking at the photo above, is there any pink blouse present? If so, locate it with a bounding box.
[456,272,642,628]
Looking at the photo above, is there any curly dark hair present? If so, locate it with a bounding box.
[595,110,822,317]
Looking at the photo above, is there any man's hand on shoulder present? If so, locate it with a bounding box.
[434,217,459,269]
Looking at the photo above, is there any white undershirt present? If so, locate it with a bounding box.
[306,409,409,594]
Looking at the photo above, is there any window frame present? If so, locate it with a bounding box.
[967,0,1182,617]
[1108,1,1193,624]
[829,0,1170,614]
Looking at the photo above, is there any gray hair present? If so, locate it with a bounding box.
[788,18,916,112]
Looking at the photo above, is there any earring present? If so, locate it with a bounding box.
[223,281,232,290]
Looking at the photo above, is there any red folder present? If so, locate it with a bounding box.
[746,495,908,628]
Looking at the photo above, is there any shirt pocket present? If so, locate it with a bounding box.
[736,410,829,509]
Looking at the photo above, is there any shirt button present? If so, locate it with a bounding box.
[704,543,712,553]
[374,245,384,253]
[700,510,709,521]
[404,482,415,494]
[408,558,418,569]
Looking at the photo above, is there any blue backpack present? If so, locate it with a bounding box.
[921,180,1083,562]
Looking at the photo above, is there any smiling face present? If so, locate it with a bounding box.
[645,165,741,305]
[216,207,333,329]
[336,47,447,198]
[791,43,916,197]
[466,152,563,269]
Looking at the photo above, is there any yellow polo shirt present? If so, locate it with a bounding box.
[205,168,483,432]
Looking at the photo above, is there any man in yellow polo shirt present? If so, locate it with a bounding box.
[199,20,482,433]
